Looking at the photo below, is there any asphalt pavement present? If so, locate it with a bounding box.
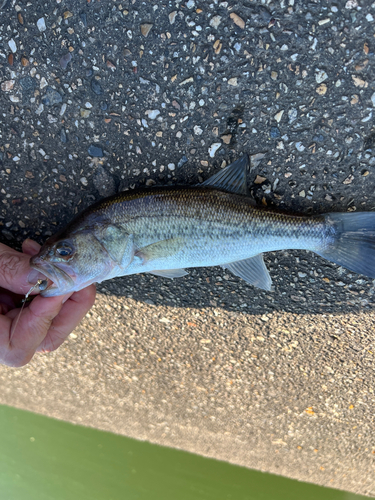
[0,0,375,496]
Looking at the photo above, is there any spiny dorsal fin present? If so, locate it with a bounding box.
[222,254,272,291]
[201,155,250,196]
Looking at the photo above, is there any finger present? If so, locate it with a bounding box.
[36,285,96,353]
[22,239,41,256]
[0,293,69,367]
[0,243,39,295]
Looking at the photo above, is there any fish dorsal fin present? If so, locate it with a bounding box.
[201,155,250,196]
[223,254,272,291]
[149,269,188,279]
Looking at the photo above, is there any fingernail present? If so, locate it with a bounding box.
[28,269,47,284]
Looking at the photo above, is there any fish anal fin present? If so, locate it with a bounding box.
[223,254,272,291]
[201,155,254,202]
[149,269,188,279]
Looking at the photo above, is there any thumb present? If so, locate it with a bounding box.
[0,242,41,295]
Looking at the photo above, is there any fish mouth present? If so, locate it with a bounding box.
[30,258,75,297]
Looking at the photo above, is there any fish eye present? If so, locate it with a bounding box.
[56,242,73,257]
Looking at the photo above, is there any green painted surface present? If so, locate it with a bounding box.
[0,404,366,500]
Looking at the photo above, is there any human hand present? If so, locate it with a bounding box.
[0,238,96,367]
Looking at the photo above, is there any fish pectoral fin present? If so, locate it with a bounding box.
[223,254,272,291]
[135,237,185,263]
[201,155,255,204]
[94,224,134,266]
[149,269,188,279]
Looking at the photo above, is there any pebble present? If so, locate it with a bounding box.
[177,155,188,168]
[299,190,306,197]
[40,77,48,89]
[1,80,14,92]
[228,78,238,86]
[60,53,72,70]
[60,103,67,116]
[42,87,62,106]
[88,145,103,157]
[250,153,266,169]
[210,16,222,28]
[288,108,297,123]
[168,163,175,171]
[316,84,327,95]
[295,142,305,152]
[270,127,280,138]
[141,24,153,37]
[91,79,103,95]
[221,134,232,144]
[371,93,375,107]
[147,110,160,119]
[169,11,177,24]
[274,110,284,123]
[8,39,17,53]
[230,13,245,29]
[93,166,116,197]
[80,177,88,187]
[60,129,67,143]
[35,104,44,115]
[315,69,328,84]
[194,125,203,135]
[209,143,221,158]
[80,108,91,118]
[37,17,46,32]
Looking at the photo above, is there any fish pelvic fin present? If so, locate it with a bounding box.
[223,254,272,291]
[317,212,375,279]
[149,269,188,279]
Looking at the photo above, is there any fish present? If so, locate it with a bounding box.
[30,155,375,297]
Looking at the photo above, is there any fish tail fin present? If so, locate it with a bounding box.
[316,212,375,279]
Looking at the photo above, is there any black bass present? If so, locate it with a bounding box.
[30,156,375,297]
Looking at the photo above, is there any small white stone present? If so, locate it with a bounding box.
[37,17,46,32]
[40,77,48,89]
[295,142,305,152]
[299,190,306,197]
[371,93,375,107]
[85,102,93,109]
[39,148,46,156]
[194,125,203,135]
[362,112,372,123]
[199,99,205,106]
[315,69,328,84]
[366,13,374,22]
[60,103,67,116]
[147,109,160,119]
[274,110,284,123]
[8,39,17,53]
[13,156,20,161]
[280,44,288,51]
[209,143,221,158]
[210,15,222,28]
[168,163,175,171]
[141,118,148,128]
[9,95,19,103]
[228,77,238,86]
[186,0,195,8]
[80,177,88,186]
